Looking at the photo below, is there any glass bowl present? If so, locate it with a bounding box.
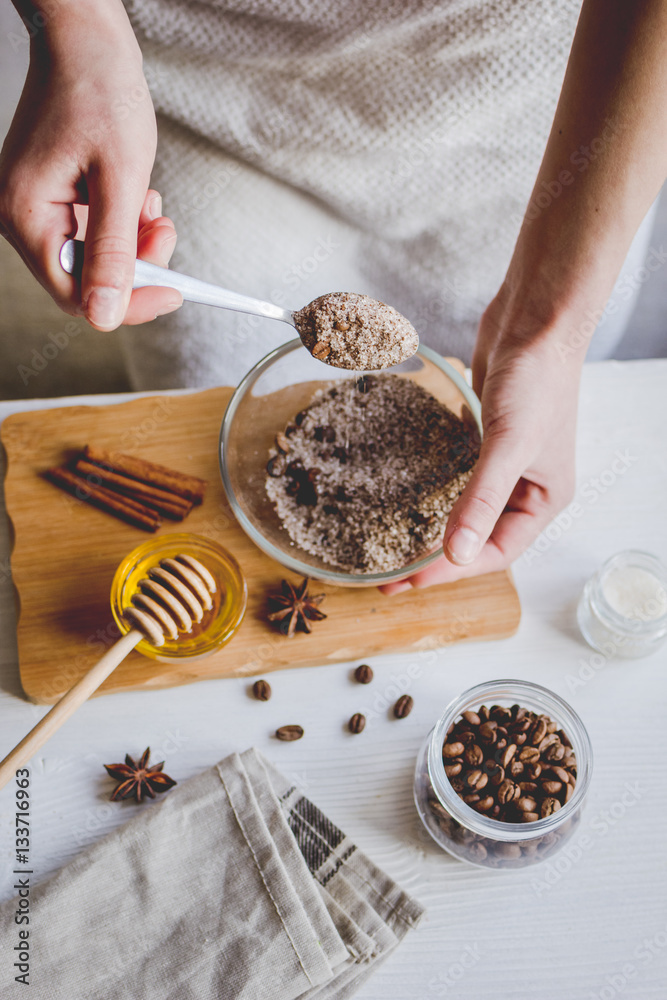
[414,679,593,869]
[219,339,481,587]
[110,533,247,662]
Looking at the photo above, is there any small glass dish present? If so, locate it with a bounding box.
[414,679,593,869]
[110,533,247,662]
[577,550,667,659]
[219,339,481,587]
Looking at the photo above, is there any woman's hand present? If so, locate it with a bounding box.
[383,0,667,595]
[0,0,182,329]
[381,291,583,594]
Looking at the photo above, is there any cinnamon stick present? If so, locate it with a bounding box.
[83,445,207,505]
[45,467,161,532]
[74,459,193,517]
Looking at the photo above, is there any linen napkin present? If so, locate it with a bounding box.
[0,749,423,999]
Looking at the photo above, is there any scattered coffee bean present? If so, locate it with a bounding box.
[393,694,414,719]
[276,725,304,742]
[252,679,272,701]
[348,713,366,734]
[354,663,374,684]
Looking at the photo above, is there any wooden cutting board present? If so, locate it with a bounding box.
[2,386,521,704]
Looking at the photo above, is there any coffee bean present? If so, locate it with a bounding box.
[490,705,512,724]
[495,842,522,859]
[499,744,517,768]
[276,725,304,741]
[538,733,559,752]
[466,769,488,791]
[530,719,548,745]
[497,779,519,804]
[464,744,484,766]
[252,679,272,701]
[478,722,497,745]
[546,765,570,784]
[467,841,488,861]
[393,694,413,719]
[354,664,373,684]
[348,713,366,734]
[441,702,577,826]
[266,455,286,477]
[475,795,495,813]
[275,432,290,453]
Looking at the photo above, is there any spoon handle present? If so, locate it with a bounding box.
[59,239,294,325]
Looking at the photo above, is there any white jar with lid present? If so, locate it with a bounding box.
[577,550,667,659]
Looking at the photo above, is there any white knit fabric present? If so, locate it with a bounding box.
[119,0,586,388]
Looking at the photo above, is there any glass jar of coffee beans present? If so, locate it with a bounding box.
[413,680,593,869]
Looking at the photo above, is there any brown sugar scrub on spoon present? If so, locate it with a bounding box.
[293,292,419,370]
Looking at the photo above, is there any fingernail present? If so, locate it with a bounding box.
[446,526,480,565]
[148,193,162,220]
[85,287,124,329]
[155,300,182,318]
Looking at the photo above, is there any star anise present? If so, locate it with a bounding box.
[103,747,177,803]
[267,577,327,638]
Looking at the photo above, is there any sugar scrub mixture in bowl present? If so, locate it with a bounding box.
[265,374,479,574]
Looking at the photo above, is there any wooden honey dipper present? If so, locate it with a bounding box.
[0,554,217,790]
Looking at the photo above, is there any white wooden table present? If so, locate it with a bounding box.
[1,360,666,998]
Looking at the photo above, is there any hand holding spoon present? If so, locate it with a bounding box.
[60,239,418,370]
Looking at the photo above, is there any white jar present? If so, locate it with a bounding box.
[577,550,667,659]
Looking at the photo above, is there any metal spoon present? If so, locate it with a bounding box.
[59,239,419,370]
[59,238,291,326]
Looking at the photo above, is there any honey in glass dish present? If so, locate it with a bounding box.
[110,533,247,662]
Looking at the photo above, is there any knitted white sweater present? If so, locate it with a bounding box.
[119,0,584,388]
